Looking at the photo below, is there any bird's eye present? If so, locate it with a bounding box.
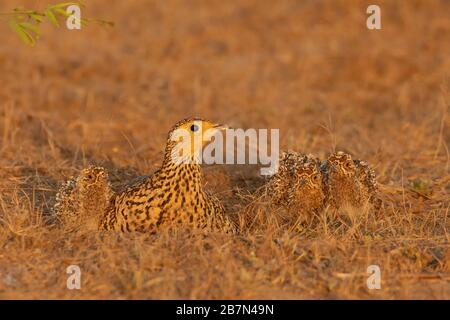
[313,174,320,181]
[345,161,353,168]
[87,174,94,180]
[190,124,199,132]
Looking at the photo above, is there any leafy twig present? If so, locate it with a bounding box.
[1,2,114,46]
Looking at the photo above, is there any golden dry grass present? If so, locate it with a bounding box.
[0,0,449,299]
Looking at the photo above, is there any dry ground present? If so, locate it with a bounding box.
[0,0,449,299]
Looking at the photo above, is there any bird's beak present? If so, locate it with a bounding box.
[202,123,227,142]
[212,123,228,131]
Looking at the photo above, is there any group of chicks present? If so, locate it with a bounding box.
[52,118,380,234]
[264,150,380,228]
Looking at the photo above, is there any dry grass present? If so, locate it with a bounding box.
[0,0,449,299]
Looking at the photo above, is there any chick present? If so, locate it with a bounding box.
[53,166,113,230]
[322,151,380,212]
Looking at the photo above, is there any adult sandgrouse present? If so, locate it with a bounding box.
[99,118,236,234]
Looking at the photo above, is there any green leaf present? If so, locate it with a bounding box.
[409,179,432,197]
[29,13,45,23]
[18,22,41,36]
[45,9,60,27]
[53,7,71,18]
[14,14,26,21]
[9,19,36,46]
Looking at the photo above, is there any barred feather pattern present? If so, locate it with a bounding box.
[99,118,237,234]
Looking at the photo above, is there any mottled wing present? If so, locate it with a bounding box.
[354,159,381,209]
[53,176,78,223]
